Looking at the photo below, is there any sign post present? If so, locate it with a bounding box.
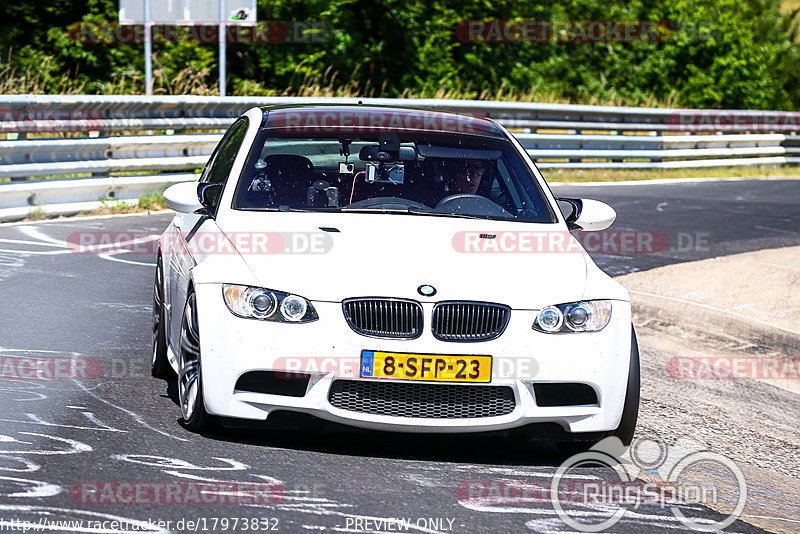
[119,0,256,96]
[143,0,152,95]
[219,0,226,96]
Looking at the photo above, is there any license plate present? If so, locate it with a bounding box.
[360,351,492,383]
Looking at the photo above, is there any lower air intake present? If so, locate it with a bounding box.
[328,380,516,418]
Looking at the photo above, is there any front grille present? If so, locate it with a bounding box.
[328,380,516,419]
[432,302,510,342]
[343,298,423,339]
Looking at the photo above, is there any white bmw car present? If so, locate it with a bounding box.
[152,104,639,450]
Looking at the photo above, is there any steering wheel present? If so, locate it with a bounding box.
[435,194,512,218]
[347,197,431,211]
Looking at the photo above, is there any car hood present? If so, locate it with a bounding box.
[216,212,591,309]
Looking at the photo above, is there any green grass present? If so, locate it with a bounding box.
[137,191,167,211]
[26,206,47,220]
[0,57,681,108]
[94,191,167,215]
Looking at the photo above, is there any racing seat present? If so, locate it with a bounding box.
[245,154,315,208]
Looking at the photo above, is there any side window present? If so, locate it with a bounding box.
[201,118,249,206]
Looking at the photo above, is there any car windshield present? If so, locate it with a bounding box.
[232,130,556,223]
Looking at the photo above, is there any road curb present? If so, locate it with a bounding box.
[630,291,800,356]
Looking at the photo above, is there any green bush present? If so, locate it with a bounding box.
[0,0,797,109]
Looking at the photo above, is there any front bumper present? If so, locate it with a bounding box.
[194,284,632,435]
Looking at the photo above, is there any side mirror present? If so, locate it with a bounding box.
[197,182,223,214]
[556,197,616,231]
[163,182,203,214]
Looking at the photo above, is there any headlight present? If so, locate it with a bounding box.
[222,284,318,323]
[537,305,564,333]
[533,300,612,333]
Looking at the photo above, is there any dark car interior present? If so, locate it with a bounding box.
[233,134,555,223]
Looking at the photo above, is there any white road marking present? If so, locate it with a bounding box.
[0,456,40,473]
[0,433,91,456]
[0,414,126,433]
[0,248,72,256]
[0,252,25,281]
[73,381,189,442]
[548,176,798,187]
[0,475,62,498]
[0,209,172,227]
[111,454,247,471]
[17,226,67,247]
[0,238,63,248]
[740,514,800,524]
[755,225,796,235]
[97,251,155,267]
[15,225,157,266]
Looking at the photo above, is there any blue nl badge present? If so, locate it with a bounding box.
[361,351,374,377]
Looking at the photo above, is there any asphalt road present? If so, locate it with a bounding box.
[552,178,800,275]
[0,178,796,533]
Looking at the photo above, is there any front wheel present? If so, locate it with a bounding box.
[151,256,171,378]
[557,326,640,455]
[178,291,216,432]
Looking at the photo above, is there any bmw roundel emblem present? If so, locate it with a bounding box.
[417,284,437,297]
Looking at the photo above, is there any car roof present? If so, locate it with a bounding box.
[258,104,506,139]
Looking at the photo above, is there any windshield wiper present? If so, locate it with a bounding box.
[245,205,493,221]
[278,206,342,212]
[342,206,488,220]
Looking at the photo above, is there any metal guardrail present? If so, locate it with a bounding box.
[4,94,800,132]
[0,134,220,178]
[516,133,792,168]
[0,174,196,221]
[0,95,797,221]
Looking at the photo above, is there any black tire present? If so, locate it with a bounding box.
[557,326,640,455]
[178,290,217,433]
[151,255,172,378]
[613,326,640,446]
